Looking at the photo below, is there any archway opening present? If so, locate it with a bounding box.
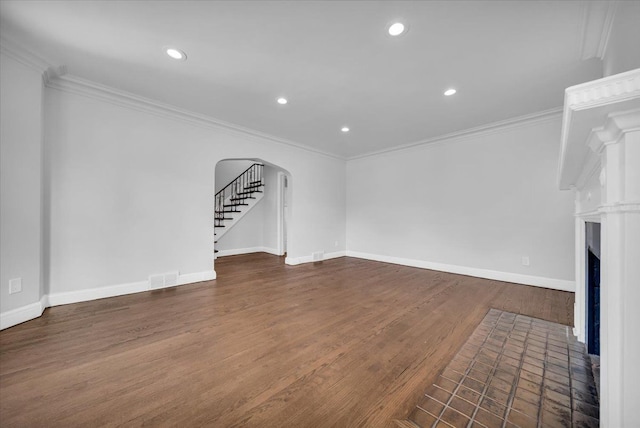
[213,158,291,272]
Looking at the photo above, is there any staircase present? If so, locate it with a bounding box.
[214,163,264,254]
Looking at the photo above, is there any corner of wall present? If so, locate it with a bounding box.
[0,300,46,330]
[0,270,216,330]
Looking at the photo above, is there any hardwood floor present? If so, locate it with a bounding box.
[0,254,573,427]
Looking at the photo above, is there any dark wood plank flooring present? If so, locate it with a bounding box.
[0,254,573,427]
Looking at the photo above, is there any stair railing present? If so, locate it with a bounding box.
[215,163,264,227]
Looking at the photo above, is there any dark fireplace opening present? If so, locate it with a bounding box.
[586,222,601,356]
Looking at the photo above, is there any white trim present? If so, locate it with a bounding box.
[0,270,216,330]
[574,217,588,344]
[1,36,570,163]
[564,69,640,110]
[276,171,286,256]
[216,247,280,257]
[596,1,617,59]
[0,36,52,74]
[575,152,601,190]
[45,74,342,160]
[285,251,346,266]
[576,209,602,220]
[577,202,640,217]
[261,247,281,256]
[47,270,216,306]
[48,280,149,306]
[578,0,618,61]
[345,251,576,292]
[177,270,217,285]
[0,36,65,84]
[558,70,640,190]
[348,107,562,160]
[0,300,46,330]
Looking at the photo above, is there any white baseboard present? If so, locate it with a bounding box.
[261,247,281,256]
[285,250,346,266]
[0,270,216,330]
[177,270,216,285]
[0,300,46,330]
[216,246,282,257]
[345,251,576,292]
[1,250,574,330]
[48,270,217,306]
[48,280,149,306]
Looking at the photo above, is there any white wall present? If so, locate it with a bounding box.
[602,1,640,77]
[44,81,346,294]
[215,159,255,192]
[0,52,44,314]
[346,116,575,289]
[216,200,265,252]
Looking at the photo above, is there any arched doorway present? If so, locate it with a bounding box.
[213,158,291,269]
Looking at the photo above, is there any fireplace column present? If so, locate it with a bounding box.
[593,114,640,427]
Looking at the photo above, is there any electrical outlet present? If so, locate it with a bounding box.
[522,256,530,266]
[9,278,22,294]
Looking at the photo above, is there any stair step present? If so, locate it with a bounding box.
[223,203,248,207]
[216,217,233,221]
[249,180,263,185]
[214,249,219,253]
[236,191,263,195]
[214,225,225,228]
[230,197,255,201]
[216,210,241,214]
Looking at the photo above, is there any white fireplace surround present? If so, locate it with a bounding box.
[558,68,640,427]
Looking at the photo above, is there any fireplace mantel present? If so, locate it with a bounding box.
[558,68,640,427]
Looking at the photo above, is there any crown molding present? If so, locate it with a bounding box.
[565,68,640,111]
[558,68,640,190]
[0,36,66,84]
[348,107,563,161]
[2,34,341,160]
[578,0,618,61]
[0,36,50,73]
[45,74,345,161]
[597,1,617,59]
[42,72,564,163]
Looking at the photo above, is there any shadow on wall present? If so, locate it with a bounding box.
[214,158,291,264]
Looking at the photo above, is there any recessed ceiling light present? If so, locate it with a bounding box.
[388,22,406,36]
[444,88,457,96]
[341,126,350,133]
[277,97,288,105]
[165,47,186,61]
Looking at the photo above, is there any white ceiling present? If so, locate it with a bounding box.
[0,1,605,158]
